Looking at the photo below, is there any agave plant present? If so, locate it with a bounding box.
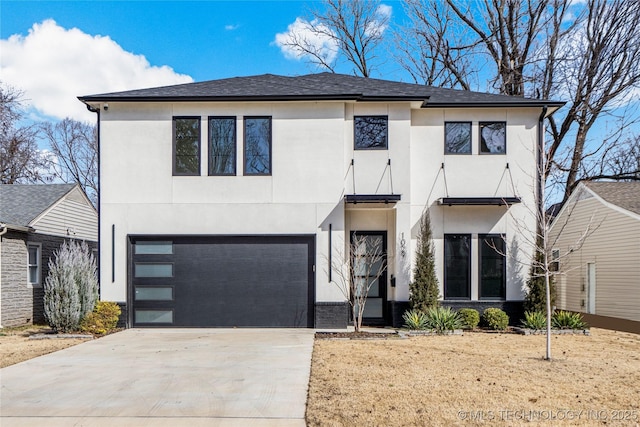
[425,307,462,333]
[552,311,588,329]
[521,311,547,330]
[402,309,429,330]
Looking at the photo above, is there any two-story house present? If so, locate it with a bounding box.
[79,73,563,328]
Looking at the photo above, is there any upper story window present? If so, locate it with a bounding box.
[445,122,471,154]
[479,122,506,154]
[209,117,236,175]
[173,117,201,175]
[354,116,388,150]
[27,243,41,286]
[244,117,272,175]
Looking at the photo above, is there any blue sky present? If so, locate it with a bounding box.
[1,0,409,121]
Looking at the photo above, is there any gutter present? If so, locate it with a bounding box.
[0,223,33,233]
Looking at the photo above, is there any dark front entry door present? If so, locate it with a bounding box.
[351,231,387,326]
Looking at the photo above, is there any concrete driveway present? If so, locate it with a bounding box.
[0,328,315,426]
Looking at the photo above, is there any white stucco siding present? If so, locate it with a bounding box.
[408,107,539,301]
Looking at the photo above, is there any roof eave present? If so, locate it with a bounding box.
[78,94,429,103]
[423,101,565,112]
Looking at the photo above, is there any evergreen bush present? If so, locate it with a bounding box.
[424,306,462,333]
[482,308,509,330]
[409,210,439,312]
[458,308,480,329]
[44,240,98,333]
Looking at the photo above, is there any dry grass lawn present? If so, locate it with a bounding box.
[306,328,640,427]
[0,325,91,368]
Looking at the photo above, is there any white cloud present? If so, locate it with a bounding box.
[225,24,240,31]
[0,20,193,122]
[273,18,339,65]
[365,4,392,37]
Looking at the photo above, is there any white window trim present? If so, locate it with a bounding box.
[27,242,42,287]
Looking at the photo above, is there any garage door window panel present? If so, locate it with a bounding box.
[134,241,173,255]
[134,263,174,278]
[135,286,174,301]
[135,309,173,324]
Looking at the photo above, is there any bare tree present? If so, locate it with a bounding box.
[398,0,640,203]
[0,83,50,184]
[42,118,98,205]
[278,0,390,77]
[328,234,387,332]
[544,0,640,201]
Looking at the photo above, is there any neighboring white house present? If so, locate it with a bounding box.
[79,73,563,328]
[549,181,640,323]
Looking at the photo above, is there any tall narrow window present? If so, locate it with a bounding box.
[354,116,388,149]
[244,117,271,175]
[479,235,506,299]
[444,234,470,299]
[27,243,41,286]
[173,117,200,175]
[209,117,236,175]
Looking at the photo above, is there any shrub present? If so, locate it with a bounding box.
[424,306,462,333]
[552,311,588,330]
[458,308,480,329]
[409,210,440,311]
[402,309,429,330]
[524,251,556,313]
[44,240,98,333]
[521,311,547,330]
[482,308,509,330]
[80,302,121,335]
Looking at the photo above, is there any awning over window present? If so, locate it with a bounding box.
[438,197,521,206]
[345,194,401,204]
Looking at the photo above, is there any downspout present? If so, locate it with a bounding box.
[86,104,101,297]
[0,224,7,327]
[537,105,548,224]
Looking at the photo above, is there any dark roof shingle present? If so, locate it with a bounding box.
[585,182,640,216]
[0,184,76,226]
[79,73,563,108]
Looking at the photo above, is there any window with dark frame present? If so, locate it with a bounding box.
[354,116,388,149]
[444,234,471,299]
[479,234,506,299]
[173,117,201,175]
[445,122,472,154]
[208,117,236,175]
[244,117,272,175]
[479,122,506,154]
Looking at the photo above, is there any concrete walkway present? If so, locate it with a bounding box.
[0,328,315,426]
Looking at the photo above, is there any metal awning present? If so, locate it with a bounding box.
[345,194,401,204]
[438,197,521,206]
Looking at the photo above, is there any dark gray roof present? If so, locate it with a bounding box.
[585,182,640,216]
[0,184,76,226]
[79,73,563,109]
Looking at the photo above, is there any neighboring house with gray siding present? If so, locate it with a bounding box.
[0,184,98,327]
[549,182,640,323]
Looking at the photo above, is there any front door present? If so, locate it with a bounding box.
[351,231,387,326]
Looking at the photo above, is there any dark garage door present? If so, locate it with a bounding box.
[129,235,315,327]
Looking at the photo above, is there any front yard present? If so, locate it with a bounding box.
[0,325,92,368]
[306,328,640,426]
